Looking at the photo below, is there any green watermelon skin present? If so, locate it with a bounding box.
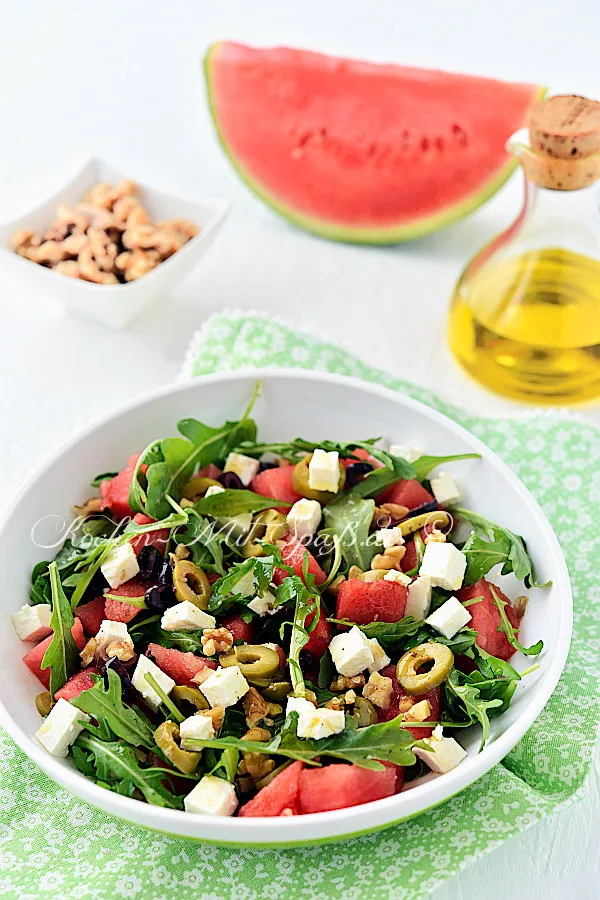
[205,43,544,244]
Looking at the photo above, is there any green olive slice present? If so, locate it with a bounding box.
[399,510,451,537]
[173,559,212,610]
[242,509,288,558]
[219,644,281,683]
[182,475,222,502]
[35,691,54,717]
[396,642,454,696]
[292,454,346,502]
[262,681,293,702]
[352,696,379,727]
[154,721,201,775]
[171,685,209,711]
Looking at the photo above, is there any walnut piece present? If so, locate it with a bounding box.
[106,640,135,662]
[80,638,97,668]
[73,496,105,517]
[330,674,365,691]
[201,627,234,657]
[243,688,271,729]
[197,706,225,731]
[363,672,393,709]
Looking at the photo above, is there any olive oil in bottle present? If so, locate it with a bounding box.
[448,95,600,404]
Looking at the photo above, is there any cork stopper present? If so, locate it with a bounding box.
[524,95,600,189]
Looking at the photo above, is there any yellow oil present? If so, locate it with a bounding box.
[448,247,600,404]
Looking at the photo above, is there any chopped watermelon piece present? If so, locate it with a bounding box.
[339,447,381,469]
[147,644,217,685]
[382,760,406,793]
[273,535,326,586]
[457,579,523,661]
[129,513,169,557]
[54,669,97,701]
[104,577,146,623]
[378,663,441,740]
[336,578,407,624]
[239,761,304,817]
[379,479,435,509]
[299,763,396,813]
[303,607,332,658]
[99,453,143,521]
[400,538,418,574]
[221,613,255,644]
[23,619,86,688]
[250,465,302,510]
[197,463,222,479]
[75,596,106,636]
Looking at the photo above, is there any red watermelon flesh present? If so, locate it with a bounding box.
[220,613,255,644]
[340,448,381,469]
[99,453,143,521]
[273,535,326,586]
[239,761,304,817]
[401,538,418,573]
[379,479,435,509]
[75,596,106,636]
[336,578,407,624]
[251,465,302,511]
[129,513,169,557]
[55,669,97,701]
[303,607,332,658]
[197,463,222,479]
[147,644,217,685]
[299,763,396,813]
[457,579,523,661]
[206,42,543,244]
[23,619,86,688]
[383,760,406,793]
[378,663,441,740]
[104,577,147,624]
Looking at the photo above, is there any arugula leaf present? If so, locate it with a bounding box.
[317,650,335,692]
[489,586,543,656]
[208,556,276,615]
[411,453,481,482]
[349,456,415,500]
[186,712,418,771]
[41,563,80,696]
[281,574,320,698]
[90,471,118,489]
[323,494,377,571]
[233,437,385,464]
[445,668,503,749]
[192,489,289,516]
[74,734,184,808]
[328,616,422,650]
[72,670,155,747]
[404,531,425,577]
[457,508,549,589]
[174,512,233,575]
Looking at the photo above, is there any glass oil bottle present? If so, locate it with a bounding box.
[448,94,600,404]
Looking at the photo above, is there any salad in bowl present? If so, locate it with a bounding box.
[12,383,548,821]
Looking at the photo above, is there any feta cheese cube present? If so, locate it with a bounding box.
[375,527,405,549]
[367,638,391,673]
[179,714,215,749]
[384,569,411,586]
[12,603,52,642]
[204,484,224,498]
[419,542,466,591]
[405,576,432,619]
[308,449,340,493]
[200,665,249,708]
[286,697,345,740]
[100,541,140,590]
[329,625,375,677]
[184,774,238,816]
[425,596,471,639]
[247,590,278,617]
[224,452,260,487]
[161,601,216,632]
[95,619,134,654]
[132,654,176,710]
[286,498,322,541]
[430,471,460,506]
[414,727,468,774]
[35,698,90,757]
[389,444,423,464]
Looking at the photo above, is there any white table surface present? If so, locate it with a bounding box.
[0,2,598,897]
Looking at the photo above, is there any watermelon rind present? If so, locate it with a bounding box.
[204,43,545,245]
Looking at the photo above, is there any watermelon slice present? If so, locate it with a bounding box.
[303,607,332,658]
[147,644,217,685]
[250,465,301,511]
[457,578,523,661]
[104,577,147,624]
[336,578,407,624]
[129,513,169,557]
[75,596,106,636]
[239,761,304,817]
[99,453,142,521]
[205,43,544,244]
[23,619,86,688]
[379,479,435,509]
[298,763,396,813]
[220,613,255,645]
[54,669,97,701]
[378,663,441,740]
[273,535,326,586]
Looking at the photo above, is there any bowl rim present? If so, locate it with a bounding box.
[0,367,573,843]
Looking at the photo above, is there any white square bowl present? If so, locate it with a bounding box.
[0,158,230,329]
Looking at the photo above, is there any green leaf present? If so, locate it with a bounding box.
[445,668,503,750]
[411,453,481,483]
[72,669,155,747]
[90,471,118,489]
[41,563,80,696]
[193,489,289,516]
[233,437,385,464]
[328,616,422,651]
[144,673,185,723]
[489,586,543,656]
[348,455,415,500]
[281,576,320,698]
[208,555,276,615]
[74,734,184,808]
[323,493,377,571]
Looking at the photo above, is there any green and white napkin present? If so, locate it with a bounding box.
[1,311,598,900]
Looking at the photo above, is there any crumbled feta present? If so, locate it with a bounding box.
[286,498,322,541]
[12,603,52,642]
[329,625,375,677]
[100,541,140,589]
[184,774,238,816]
[413,726,468,774]
[259,451,282,465]
[161,601,216,632]
[223,452,260,487]
[180,714,215,749]
[95,619,134,654]
[389,444,423,464]
[367,638,391,673]
[261,642,280,653]
[286,696,345,740]
[376,527,405,549]
[308,449,340,493]
[425,596,472,639]
[419,542,466,591]
[247,590,278,617]
[383,569,411,586]
[405,576,432,619]
[35,698,90,757]
[132,654,175,710]
[204,484,225,498]
[200,665,249,708]
[430,471,460,506]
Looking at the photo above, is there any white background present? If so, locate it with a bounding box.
[0,2,598,897]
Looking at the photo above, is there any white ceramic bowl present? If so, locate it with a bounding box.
[0,369,571,846]
[0,158,230,329]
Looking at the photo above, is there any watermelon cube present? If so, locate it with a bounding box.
[129,513,169,557]
[303,607,332,658]
[378,479,435,510]
[220,613,255,645]
[250,465,302,510]
[99,453,143,521]
[54,669,97,701]
[273,536,326,586]
[378,663,441,740]
[74,596,106,636]
[23,619,86,688]
[147,643,217,685]
[299,763,396,813]
[457,579,523,661]
[336,578,407,625]
[104,576,147,623]
[239,761,304,817]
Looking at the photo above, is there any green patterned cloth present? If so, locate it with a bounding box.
[1,311,599,900]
